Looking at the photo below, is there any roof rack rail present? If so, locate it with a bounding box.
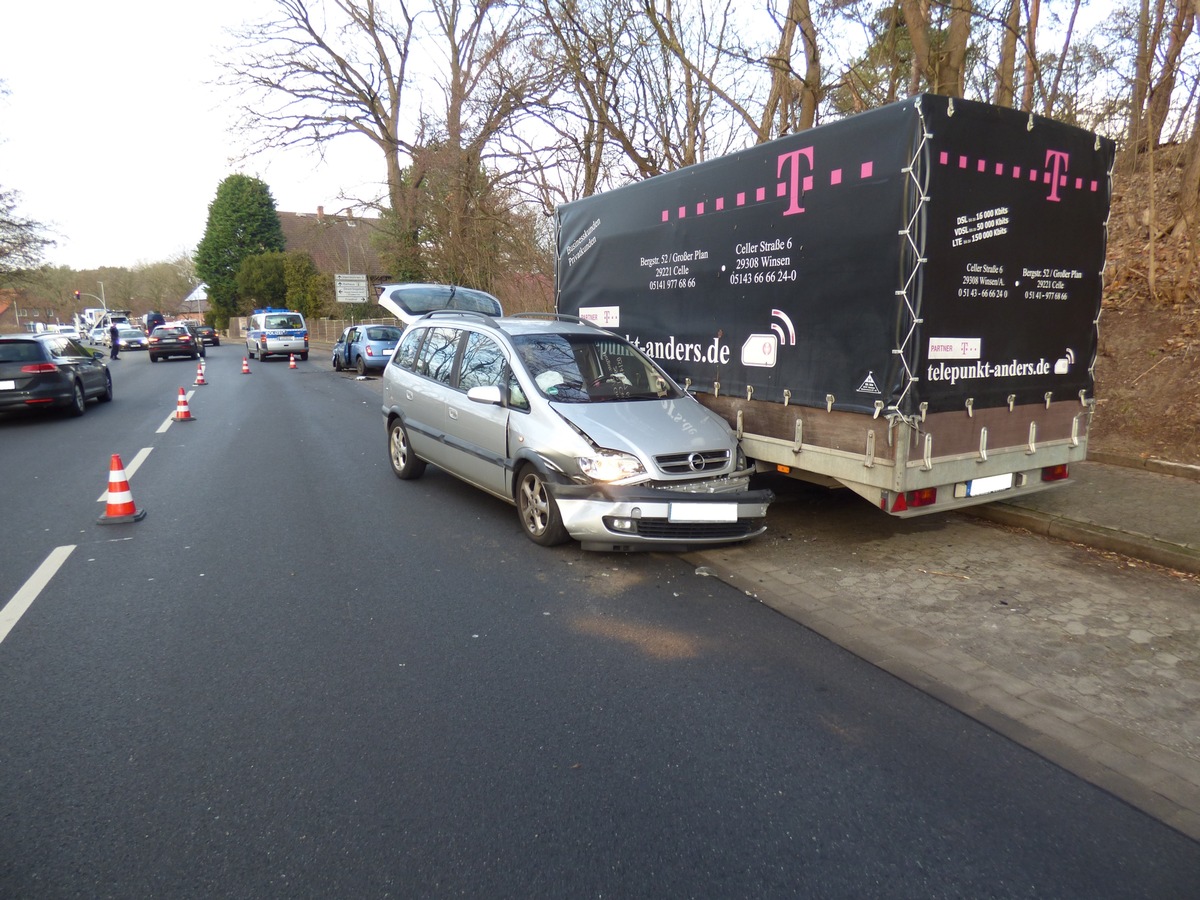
[419,309,498,325]
[509,312,601,328]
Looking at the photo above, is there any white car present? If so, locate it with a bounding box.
[51,325,83,341]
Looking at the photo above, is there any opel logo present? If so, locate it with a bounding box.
[687,452,705,472]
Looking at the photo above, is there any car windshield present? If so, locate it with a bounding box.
[510,332,680,403]
[388,286,502,316]
[366,326,402,341]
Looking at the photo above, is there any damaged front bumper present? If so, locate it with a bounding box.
[550,476,775,552]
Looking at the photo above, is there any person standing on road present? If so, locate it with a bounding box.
[109,322,120,359]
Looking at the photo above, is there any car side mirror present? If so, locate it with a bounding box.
[93,351,105,360]
[466,385,503,406]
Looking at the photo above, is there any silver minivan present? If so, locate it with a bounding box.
[381,312,773,551]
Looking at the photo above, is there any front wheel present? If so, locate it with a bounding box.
[516,464,569,546]
[388,420,426,480]
[98,371,113,402]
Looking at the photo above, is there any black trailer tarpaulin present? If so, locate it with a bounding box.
[555,95,1115,416]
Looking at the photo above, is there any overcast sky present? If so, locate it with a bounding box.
[1,0,382,271]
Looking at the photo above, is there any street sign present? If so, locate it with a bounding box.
[335,274,370,304]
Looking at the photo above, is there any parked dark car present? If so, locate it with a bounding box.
[195,325,220,346]
[174,322,207,358]
[0,333,113,416]
[148,326,202,362]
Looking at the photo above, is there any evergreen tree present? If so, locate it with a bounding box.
[235,251,288,310]
[194,175,285,327]
[283,251,325,318]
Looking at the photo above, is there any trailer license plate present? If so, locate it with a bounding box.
[669,503,738,523]
[967,473,1014,497]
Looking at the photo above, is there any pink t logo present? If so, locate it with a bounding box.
[778,147,814,216]
[1044,149,1070,202]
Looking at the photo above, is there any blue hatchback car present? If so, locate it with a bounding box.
[332,324,405,375]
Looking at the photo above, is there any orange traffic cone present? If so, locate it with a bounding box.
[97,453,146,524]
[174,387,195,422]
[289,353,297,369]
[194,361,207,385]
[242,357,251,374]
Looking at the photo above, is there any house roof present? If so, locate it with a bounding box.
[278,208,386,278]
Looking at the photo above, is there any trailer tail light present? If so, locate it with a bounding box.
[1041,464,1070,482]
[888,487,937,513]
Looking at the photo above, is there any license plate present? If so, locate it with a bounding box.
[669,502,738,523]
[967,473,1014,496]
[0,380,14,390]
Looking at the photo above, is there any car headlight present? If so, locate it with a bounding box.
[578,450,646,483]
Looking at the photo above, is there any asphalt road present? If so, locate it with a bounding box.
[2,347,1198,898]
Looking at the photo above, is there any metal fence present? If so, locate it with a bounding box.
[231,316,399,342]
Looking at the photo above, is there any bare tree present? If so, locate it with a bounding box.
[1020,0,1041,110]
[902,0,975,98]
[534,0,734,189]
[1044,0,1083,116]
[1138,0,1196,151]
[223,0,551,291]
[745,0,823,137]
[223,0,418,214]
[0,187,54,280]
[526,0,642,204]
[995,0,1021,107]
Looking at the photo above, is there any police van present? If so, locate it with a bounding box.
[245,308,309,361]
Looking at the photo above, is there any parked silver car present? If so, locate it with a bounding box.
[381,312,773,551]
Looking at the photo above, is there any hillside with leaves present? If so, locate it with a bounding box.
[1092,147,1200,465]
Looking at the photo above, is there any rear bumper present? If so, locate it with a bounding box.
[551,483,775,551]
[0,381,72,410]
[260,338,308,356]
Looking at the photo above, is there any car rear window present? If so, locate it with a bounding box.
[0,341,42,363]
[366,326,402,341]
[387,286,502,316]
